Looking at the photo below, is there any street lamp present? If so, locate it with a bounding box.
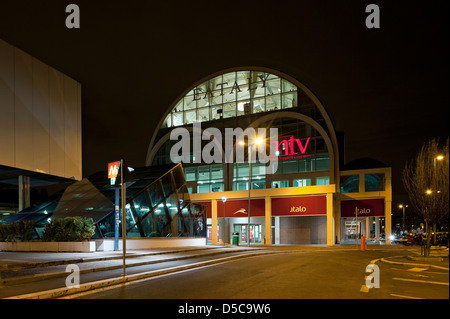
[398,204,408,233]
[221,196,227,245]
[239,137,263,247]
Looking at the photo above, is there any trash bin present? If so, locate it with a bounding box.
[232,232,239,245]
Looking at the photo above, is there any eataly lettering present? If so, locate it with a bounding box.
[193,74,270,101]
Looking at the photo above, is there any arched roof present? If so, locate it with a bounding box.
[146,66,340,179]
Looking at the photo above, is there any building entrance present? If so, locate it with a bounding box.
[234,224,262,245]
[340,218,367,244]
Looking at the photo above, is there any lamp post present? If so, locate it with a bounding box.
[221,196,227,245]
[398,204,408,233]
[239,137,263,247]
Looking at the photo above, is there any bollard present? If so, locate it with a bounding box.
[361,236,366,251]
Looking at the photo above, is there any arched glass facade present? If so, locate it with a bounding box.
[148,69,333,194]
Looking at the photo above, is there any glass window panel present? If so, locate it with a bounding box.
[266,78,281,95]
[141,213,157,237]
[283,160,298,174]
[365,174,385,192]
[197,183,210,193]
[237,88,251,101]
[209,75,223,89]
[272,180,289,188]
[211,164,223,179]
[184,167,197,181]
[252,180,265,189]
[223,102,236,118]
[252,97,265,113]
[161,174,174,197]
[251,163,266,176]
[162,114,172,128]
[316,177,329,185]
[172,165,185,189]
[266,94,281,111]
[253,84,265,98]
[197,95,209,108]
[236,71,250,86]
[147,182,163,208]
[315,155,330,171]
[211,106,222,120]
[293,179,311,187]
[185,110,196,124]
[198,166,210,180]
[173,99,183,113]
[132,195,151,219]
[198,107,210,122]
[282,79,297,93]
[237,163,249,177]
[234,181,248,191]
[282,92,297,109]
[184,95,196,111]
[165,194,179,218]
[222,72,236,88]
[211,183,224,192]
[172,112,184,126]
[340,175,360,193]
[211,91,222,105]
[299,157,312,172]
[223,90,236,103]
[237,100,250,116]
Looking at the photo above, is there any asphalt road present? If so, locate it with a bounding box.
[69,248,448,300]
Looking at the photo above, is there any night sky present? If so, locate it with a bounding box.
[0,0,448,206]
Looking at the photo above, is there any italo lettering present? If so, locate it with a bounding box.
[355,207,371,215]
[290,205,307,213]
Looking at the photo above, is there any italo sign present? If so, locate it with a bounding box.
[340,199,385,217]
[271,196,326,216]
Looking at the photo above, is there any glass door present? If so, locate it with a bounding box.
[234,224,262,245]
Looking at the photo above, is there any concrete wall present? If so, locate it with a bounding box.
[0,38,82,180]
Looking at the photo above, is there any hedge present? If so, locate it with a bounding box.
[41,217,96,242]
[0,217,95,242]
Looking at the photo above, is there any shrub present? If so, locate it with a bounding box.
[0,221,36,241]
[42,217,96,242]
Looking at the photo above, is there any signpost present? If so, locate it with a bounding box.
[108,161,120,252]
[107,160,134,278]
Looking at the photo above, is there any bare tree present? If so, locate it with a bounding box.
[402,138,449,256]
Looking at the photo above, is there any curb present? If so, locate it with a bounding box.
[0,246,217,271]
[4,250,279,299]
[0,247,260,286]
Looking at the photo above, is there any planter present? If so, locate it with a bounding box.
[94,237,207,251]
[0,241,96,252]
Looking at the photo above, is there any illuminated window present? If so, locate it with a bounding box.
[162,71,298,128]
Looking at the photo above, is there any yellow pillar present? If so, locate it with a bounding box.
[211,199,218,245]
[327,193,334,246]
[265,196,271,246]
[385,199,392,245]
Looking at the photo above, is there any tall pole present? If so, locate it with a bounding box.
[121,159,126,278]
[402,206,405,233]
[114,185,120,251]
[248,146,251,247]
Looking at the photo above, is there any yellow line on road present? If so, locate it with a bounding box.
[390,294,424,299]
[392,277,449,286]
